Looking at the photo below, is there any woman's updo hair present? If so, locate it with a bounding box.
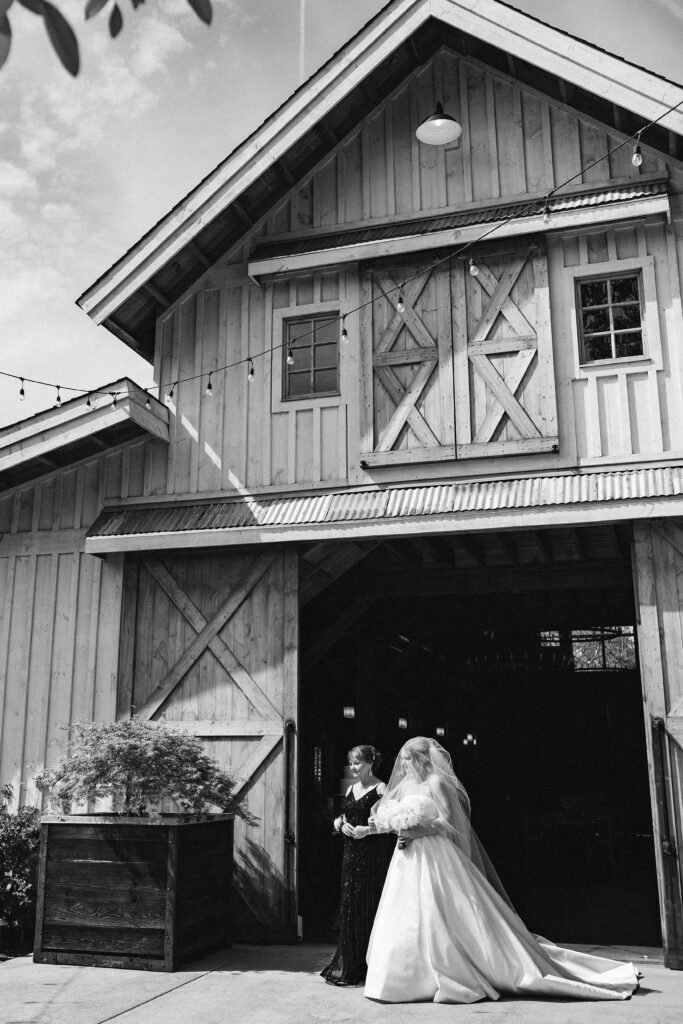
[348,744,382,770]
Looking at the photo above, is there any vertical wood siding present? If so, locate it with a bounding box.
[0,443,166,806]
[151,47,680,494]
[551,222,683,462]
[262,50,665,235]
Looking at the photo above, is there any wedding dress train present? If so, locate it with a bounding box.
[365,830,638,1004]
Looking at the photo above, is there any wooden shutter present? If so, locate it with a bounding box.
[633,521,683,969]
[455,245,558,459]
[360,247,558,467]
[359,260,455,468]
[118,546,298,942]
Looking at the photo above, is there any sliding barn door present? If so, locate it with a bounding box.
[360,246,557,467]
[118,546,298,942]
[633,521,683,969]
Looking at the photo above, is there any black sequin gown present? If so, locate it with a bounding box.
[321,786,394,985]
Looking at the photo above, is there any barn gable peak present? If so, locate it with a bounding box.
[77,0,683,362]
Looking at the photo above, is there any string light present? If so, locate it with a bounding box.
[145,392,152,410]
[4,96,682,415]
[111,392,118,408]
[205,371,213,397]
[86,394,92,409]
[286,345,294,366]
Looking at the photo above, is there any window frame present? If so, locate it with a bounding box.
[566,255,663,377]
[576,271,645,365]
[270,296,353,415]
[281,311,341,403]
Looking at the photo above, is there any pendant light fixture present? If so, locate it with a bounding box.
[415,101,462,146]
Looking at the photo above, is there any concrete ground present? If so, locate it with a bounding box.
[2,944,682,1024]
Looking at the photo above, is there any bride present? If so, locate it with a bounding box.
[365,737,639,1004]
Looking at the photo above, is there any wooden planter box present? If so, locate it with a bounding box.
[33,813,234,971]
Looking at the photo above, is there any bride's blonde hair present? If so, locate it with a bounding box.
[400,737,437,780]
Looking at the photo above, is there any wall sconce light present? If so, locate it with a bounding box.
[397,717,409,730]
[343,706,355,719]
[415,102,462,146]
[435,726,446,738]
[462,733,478,746]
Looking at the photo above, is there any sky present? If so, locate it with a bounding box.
[1,0,682,428]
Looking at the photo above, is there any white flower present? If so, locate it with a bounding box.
[333,815,343,832]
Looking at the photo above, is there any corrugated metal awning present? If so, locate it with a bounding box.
[251,180,668,261]
[86,465,683,553]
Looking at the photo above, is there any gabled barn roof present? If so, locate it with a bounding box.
[77,0,683,363]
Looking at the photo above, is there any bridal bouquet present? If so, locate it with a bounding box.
[373,794,438,849]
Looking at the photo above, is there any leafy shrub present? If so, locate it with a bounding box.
[0,784,41,931]
[35,718,252,820]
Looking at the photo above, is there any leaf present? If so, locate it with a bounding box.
[84,0,108,19]
[186,0,211,27]
[0,14,9,72]
[108,1,121,37]
[41,1,79,75]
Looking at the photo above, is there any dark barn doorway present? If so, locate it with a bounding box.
[298,526,661,947]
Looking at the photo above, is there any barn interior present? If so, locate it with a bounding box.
[298,523,661,947]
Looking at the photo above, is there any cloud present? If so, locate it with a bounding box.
[129,18,189,78]
[0,160,34,195]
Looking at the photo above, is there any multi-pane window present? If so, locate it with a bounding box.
[283,313,339,400]
[577,273,644,363]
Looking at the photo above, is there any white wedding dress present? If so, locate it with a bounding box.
[365,792,638,1004]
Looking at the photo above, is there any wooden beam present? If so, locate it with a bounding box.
[344,561,632,598]
[455,536,485,567]
[303,596,374,671]
[247,196,670,278]
[496,532,518,564]
[144,282,171,307]
[188,239,212,269]
[412,536,456,569]
[571,528,589,561]
[530,530,552,563]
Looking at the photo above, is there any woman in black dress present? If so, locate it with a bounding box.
[321,744,394,986]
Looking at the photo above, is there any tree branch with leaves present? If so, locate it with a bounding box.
[0,0,212,76]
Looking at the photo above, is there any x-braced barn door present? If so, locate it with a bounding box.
[359,246,558,468]
[634,521,683,969]
[118,546,298,942]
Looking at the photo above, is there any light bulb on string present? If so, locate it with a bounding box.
[19,378,25,401]
[205,372,213,397]
[397,289,405,313]
[247,358,255,383]
[341,317,349,343]
[145,392,151,411]
[55,387,62,408]
[165,382,175,405]
[86,394,92,409]
[286,345,294,366]
[468,258,479,278]
[111,392,118,408]
[632,138,643,167]
[543,199,551,224]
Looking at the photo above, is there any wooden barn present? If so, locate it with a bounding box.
[2,0,683,965]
